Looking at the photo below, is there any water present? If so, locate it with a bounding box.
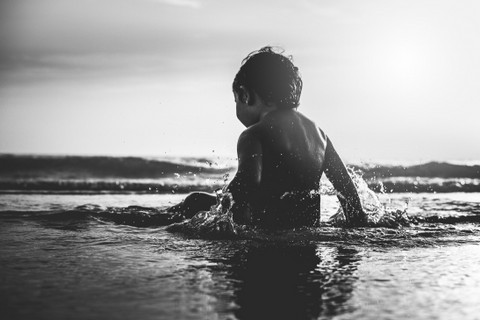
[1,155,480,319]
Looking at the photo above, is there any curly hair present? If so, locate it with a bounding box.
[232,46,303,109]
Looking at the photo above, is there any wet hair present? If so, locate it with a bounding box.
[232,46,303,109]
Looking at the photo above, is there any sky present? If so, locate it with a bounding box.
[1,0,479,162]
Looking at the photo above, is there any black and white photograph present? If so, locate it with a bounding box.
[1,0,480,319]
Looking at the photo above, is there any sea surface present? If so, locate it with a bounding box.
[1,155,480,320]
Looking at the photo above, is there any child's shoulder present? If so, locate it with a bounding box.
[297,112,328,140]
[251,110,328,142]
[295,112,329,146]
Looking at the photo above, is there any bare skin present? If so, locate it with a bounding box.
[169,88,367,227]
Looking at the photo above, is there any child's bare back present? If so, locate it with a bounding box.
[227,108,326,227]
[248,108,326,193]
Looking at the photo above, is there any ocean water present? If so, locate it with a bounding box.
[1,155,480,320]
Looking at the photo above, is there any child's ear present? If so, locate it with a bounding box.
[240,86,252,105]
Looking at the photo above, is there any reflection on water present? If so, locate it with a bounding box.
[2,215,480,320]
[205,243,361,319]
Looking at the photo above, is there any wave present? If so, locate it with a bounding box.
[3,205,480,227]
[0,205,183,227]
[0,179,222,194]
[2,205,479,245]
[3,155,479,179]
[4,204,480,228]
[353,161,480,179]
[366,177,480,193]
[0,154,233,180]
[1,178,479,194]
[1,155,480,194]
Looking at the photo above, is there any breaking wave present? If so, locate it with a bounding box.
[1,155,479,194]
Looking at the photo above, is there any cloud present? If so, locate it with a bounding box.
[0,0,294,83]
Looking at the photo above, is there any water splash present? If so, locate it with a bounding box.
[328,168,412,228]
[166,191,239,238]
[168,167,415,237]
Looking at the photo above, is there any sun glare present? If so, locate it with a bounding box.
[389,46,419,77]
[378,40,432,90]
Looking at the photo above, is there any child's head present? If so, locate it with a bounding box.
[233,46,303,109]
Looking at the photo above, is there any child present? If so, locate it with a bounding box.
[168,47,366,228]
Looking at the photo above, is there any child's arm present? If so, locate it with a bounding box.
[323,136,367,226]
[226,129,262,223]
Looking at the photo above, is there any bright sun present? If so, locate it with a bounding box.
[374,40,430,90]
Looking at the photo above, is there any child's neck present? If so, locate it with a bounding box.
[257,102,280,120]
